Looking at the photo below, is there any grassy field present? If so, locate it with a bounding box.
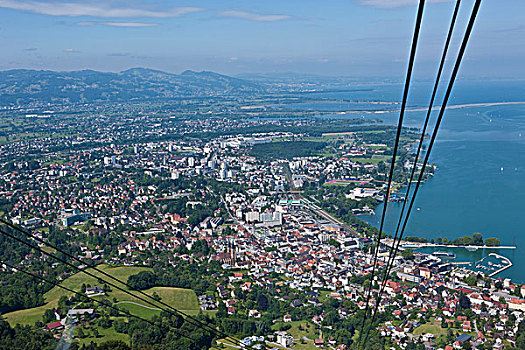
[114,286,204,319]
[349,155,390,165]
[412,319,447,336]
[147,286,200,310]
[271,320,324,350]
[4,265,152,326]
[74,324,129,346]
[3,265,158,326]
[115,302,161,319]
[4,264,207,346]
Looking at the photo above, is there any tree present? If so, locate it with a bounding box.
[77,327,86,339]
[96,340,131,350]
[485,237,500,246]
[127,271,157,290]
[459,295,471,310]
[257,294,269,312]
[43,308,56,323]
[401,249,414,260]
[328,238,341,248]
[58,295,69,310]
[464,275,477,286]
[152,291,162,301]
[515,320,525,349]
[472,232,483,246]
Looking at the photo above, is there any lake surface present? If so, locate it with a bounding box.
[303,80,525,282]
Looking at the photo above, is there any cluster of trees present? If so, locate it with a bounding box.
[0,197,14,217]
[0,226,82,314]
[0,225,34,266]
[132,312,212,349]
[249,141,327,160]
[220,317,271,338]
[0,317,55,350]
[513,320,525,349]
[126,271,158,290]
[109,312,214,350]
[434,233,500,246]
[404,236,429,243]
[313,191,380,238]
[127,255,221,295]
[71,341,130,350]
[403,233,502,247]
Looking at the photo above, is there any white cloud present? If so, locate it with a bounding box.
[218,10,291,22]
[359,0,453,9]
[78,21,158,27]
[103,22,158,27]
[0,1,203,18]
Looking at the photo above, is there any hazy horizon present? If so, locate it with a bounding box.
[0,0,524,79]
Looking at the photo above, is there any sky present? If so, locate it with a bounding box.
[0,0,524,79]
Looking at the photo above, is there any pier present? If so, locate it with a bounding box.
[488,253,513,277]
[399,242,516,250]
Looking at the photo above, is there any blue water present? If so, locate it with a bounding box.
[301,80,525,282]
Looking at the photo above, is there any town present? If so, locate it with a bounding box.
[1,104,524,350]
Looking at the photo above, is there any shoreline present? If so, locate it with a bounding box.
[400,241,516,250]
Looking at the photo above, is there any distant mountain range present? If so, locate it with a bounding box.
[0,68,265,105]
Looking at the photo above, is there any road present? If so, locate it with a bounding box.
[115,301,200,312]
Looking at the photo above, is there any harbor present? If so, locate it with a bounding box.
[483,253,513,277]
[414,247,514,278]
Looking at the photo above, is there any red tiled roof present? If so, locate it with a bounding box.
[46,321,63,330]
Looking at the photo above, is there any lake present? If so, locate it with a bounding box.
[296,80,525,282]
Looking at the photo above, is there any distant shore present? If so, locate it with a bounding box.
[336,100,525,115]
[408,101,525,112]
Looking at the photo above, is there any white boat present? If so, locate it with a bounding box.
[402,243,419,248]
[433,251,456,259]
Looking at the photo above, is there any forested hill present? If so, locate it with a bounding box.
[0,68,265,105]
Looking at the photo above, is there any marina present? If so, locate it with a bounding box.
[409,246,515,278]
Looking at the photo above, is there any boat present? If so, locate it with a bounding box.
[465,246,479,251]
[401,243,419,248]
[432,251,456,259]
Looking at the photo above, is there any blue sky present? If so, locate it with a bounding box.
[0,0,523,78]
